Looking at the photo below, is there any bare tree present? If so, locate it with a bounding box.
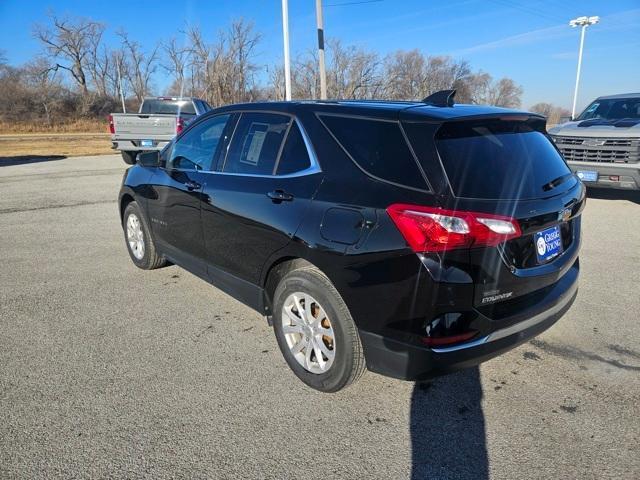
[530,102,571,125]
[286,39,380,100]
[227,19,261,103]
[119,31,159,102]
[267,64,286,101]
[23,57,64,125]
[179,19,261,106]
[33,14,104,95]
[163,37,189,96]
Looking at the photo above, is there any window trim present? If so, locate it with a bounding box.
[315,112,432,193]
[216,111,321,178]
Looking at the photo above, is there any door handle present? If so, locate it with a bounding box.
[267,190,294,202]
[184,180,201,191]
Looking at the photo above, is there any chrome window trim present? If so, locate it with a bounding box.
[200,114,321,178]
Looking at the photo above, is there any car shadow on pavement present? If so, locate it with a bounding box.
[586,187,640,205]
[0,155,67,167]
[410,367,488,480]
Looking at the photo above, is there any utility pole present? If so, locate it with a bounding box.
[281,0,292,101]
[316,0,327,100]
[117,55,126,113]
[569,16,599,119]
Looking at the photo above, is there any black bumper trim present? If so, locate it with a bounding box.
[359,274,579,381]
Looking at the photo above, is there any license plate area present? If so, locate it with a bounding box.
[576,170,598,182]
[535,224,563,264]
[140,139,153,147]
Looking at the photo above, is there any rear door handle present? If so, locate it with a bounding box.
[267,190,294,202]
[184,180,201,191]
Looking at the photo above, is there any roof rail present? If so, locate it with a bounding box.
[422,89,456,107]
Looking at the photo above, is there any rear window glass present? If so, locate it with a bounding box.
[319,115,427,190]
[140,99,196,115]
[436,120,573,200]
[223,112,290,175]
[276,122,311,175]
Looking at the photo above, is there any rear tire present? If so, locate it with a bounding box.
[122,201,166,270]
[121,151,138,165]
[272,266,366,392]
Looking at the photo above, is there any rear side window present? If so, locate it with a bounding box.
[223,113,291,175]
[276,122,312,175]
[436,120,573,200]
[140,99,196,115]
[319,115,427,190]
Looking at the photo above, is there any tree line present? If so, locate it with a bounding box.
[0,13,567,127]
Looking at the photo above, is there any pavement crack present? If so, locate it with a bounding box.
[0,200,116,214]
[530,339,640,372]
[607,344,640,360]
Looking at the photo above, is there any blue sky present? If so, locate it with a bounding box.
[1,0,638,110]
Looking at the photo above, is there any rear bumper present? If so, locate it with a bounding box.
[568,160,640,190]
[359,262,579,381]
[111,140,171,152]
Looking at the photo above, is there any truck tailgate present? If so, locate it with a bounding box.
[112,114,178,140]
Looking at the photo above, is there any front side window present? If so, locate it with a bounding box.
[319,115,427,190]
[222,113,291,175]
[168,114,231,171]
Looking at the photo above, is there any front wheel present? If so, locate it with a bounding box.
[122,201,166,270]
[272,266,366,392]
[121,151,138,165]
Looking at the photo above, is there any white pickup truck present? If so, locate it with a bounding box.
[109,97,211,164]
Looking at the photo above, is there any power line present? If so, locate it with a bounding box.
[325,0,383,7]
[487,0,566,24]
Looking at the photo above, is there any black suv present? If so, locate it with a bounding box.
[119,91,584,392]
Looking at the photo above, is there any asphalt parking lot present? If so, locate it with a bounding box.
[1,154,639,479]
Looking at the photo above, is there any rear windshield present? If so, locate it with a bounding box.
[436,120,572,200]
[140,99,196,115]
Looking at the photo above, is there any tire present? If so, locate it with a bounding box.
[272,266,366,392]
[121,151,138,165]
[122,201,166,270]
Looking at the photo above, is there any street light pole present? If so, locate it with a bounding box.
[281,0,292,101]
[316,0,327,100]
[569,16,599,119]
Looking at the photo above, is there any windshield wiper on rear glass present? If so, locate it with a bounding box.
[543,173,574,191]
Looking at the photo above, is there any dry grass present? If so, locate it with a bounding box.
[0,134,113,158]
[0,118,107,134]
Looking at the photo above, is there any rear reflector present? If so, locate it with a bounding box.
[421,330,478,347]
[386,204,521,252]
[108,114,115,134]
[609,175,620,182]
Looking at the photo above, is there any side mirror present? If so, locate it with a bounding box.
[559,115,572,124]
[137,151,160,167]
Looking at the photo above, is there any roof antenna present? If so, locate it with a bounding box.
[422,89,456,107]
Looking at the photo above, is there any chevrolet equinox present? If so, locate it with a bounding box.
[119,90,584,392]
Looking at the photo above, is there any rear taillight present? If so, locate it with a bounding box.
[386,203,521,253]
[176,117,185,135]
[108,114,115,134]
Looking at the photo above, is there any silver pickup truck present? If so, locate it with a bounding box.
[548,93,640,190]
[109,97,211,164]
